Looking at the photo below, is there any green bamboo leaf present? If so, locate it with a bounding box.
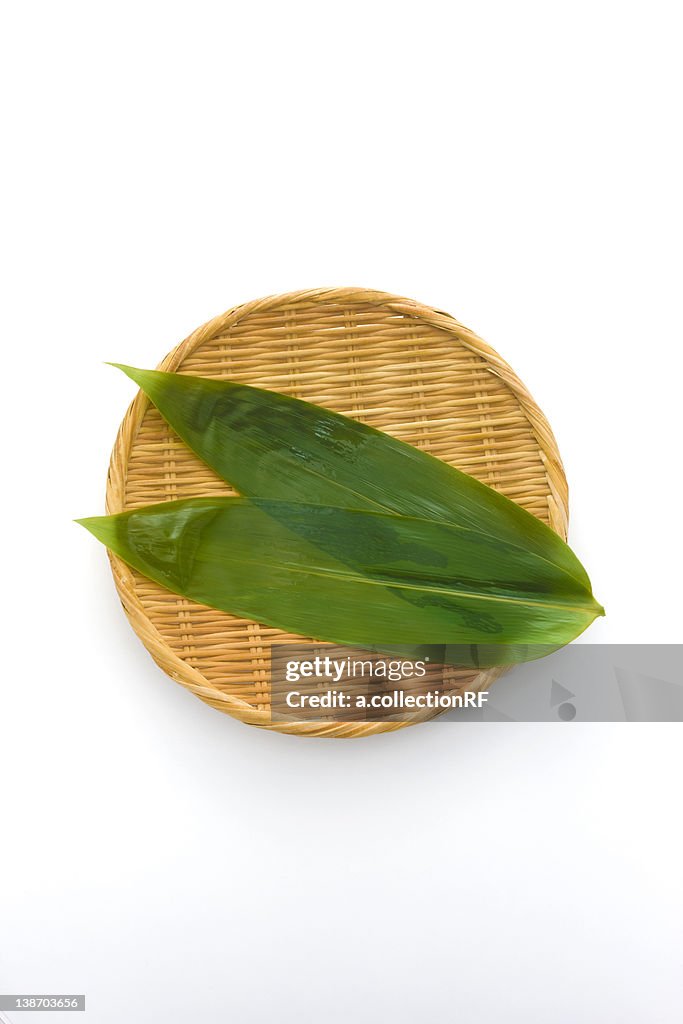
[77,498,603,666]
[112,365,592,592]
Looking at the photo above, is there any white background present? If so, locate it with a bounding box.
[1,2,682,1022]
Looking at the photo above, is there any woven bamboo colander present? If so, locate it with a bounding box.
[106,288,568,738]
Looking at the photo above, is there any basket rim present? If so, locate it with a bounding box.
[104,286,569,737]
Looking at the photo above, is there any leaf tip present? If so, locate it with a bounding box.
[74,515,113,545]
[75,515,97,532]
[106,362,148,385]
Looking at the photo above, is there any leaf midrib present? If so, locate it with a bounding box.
[199,552,595,616]
[236,442,588,590]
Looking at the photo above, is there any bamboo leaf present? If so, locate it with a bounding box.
[112,365,592,593]
[77,498,604,666]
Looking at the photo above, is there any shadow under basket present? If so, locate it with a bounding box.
[106,287,569,738]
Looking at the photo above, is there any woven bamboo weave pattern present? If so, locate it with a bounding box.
[106,288,569,738]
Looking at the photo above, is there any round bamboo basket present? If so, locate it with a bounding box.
[106,288,569,738]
